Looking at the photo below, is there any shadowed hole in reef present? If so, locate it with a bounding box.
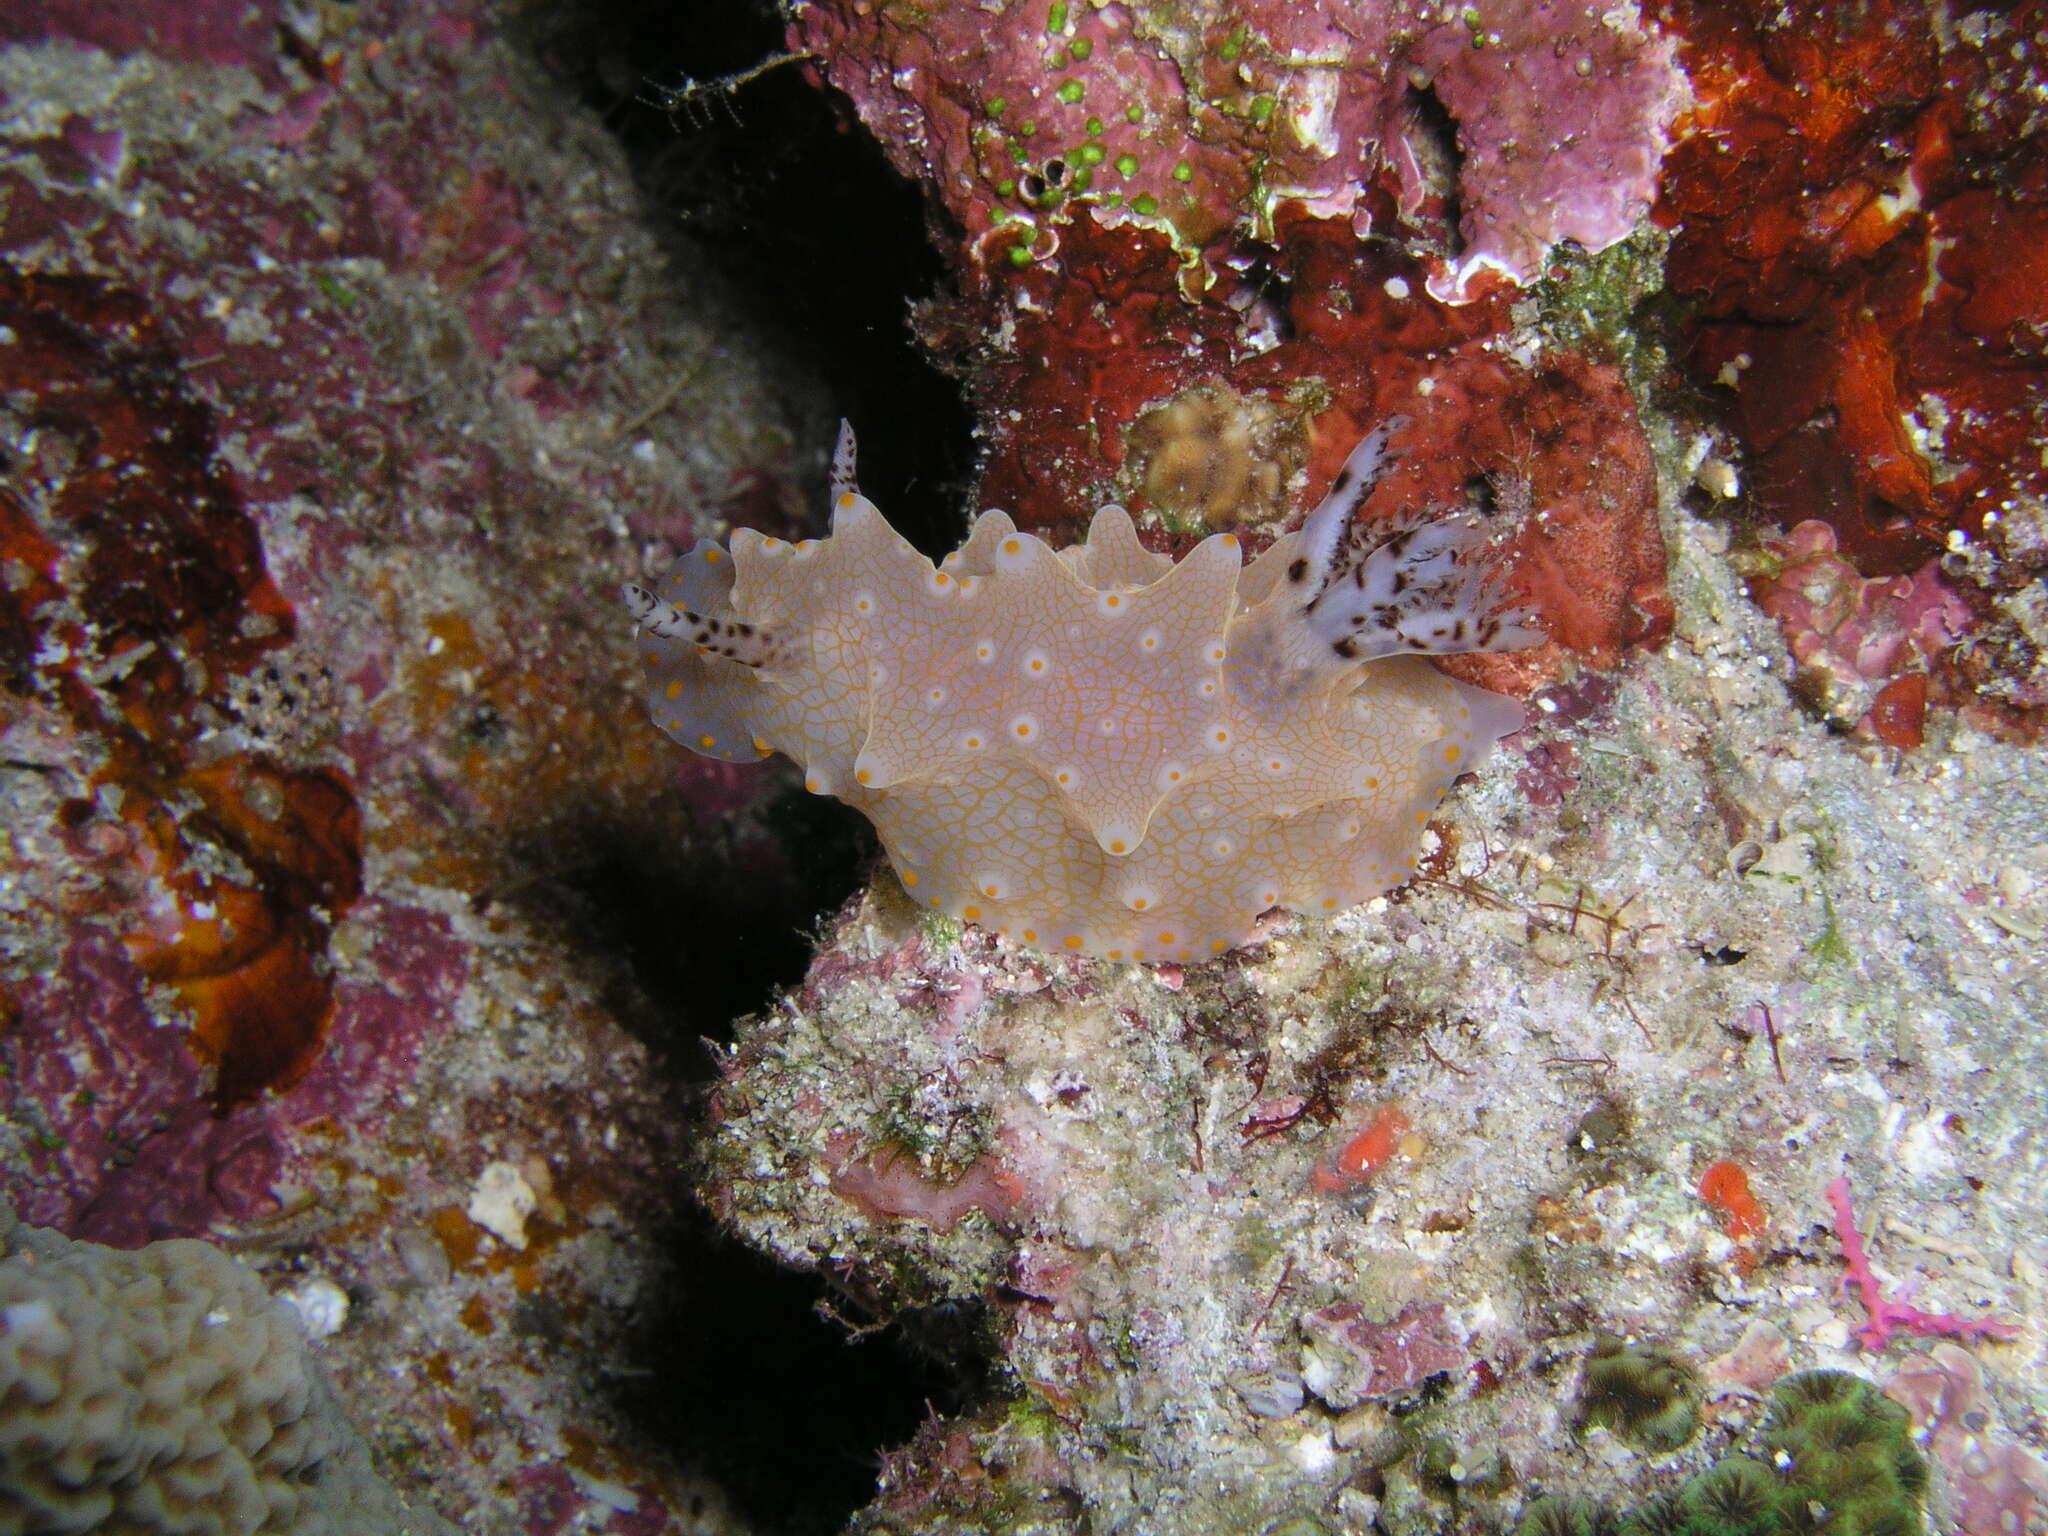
[1401,77,1466,259]
[507,793,989,1528]
[612,1205,992,1535]
[518,780,876,1061]
[518,0,977,560]
[510,3,992,1522]
[508,790,987,1531]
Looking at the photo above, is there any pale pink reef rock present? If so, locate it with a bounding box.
[790,0,1686,299]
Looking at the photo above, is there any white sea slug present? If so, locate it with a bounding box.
[623,420,1539,963]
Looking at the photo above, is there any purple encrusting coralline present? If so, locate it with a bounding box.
[9,913,464,1246]
[1744,519,1977,739]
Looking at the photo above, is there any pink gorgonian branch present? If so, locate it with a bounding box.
[1827,1176,2019,1351]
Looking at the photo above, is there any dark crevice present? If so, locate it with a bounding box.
[1400,76,1466,258]
[502,785,874,1065]
[507,7,994,1529]
[497,713,946,1536]
[519,0,976,558]
[608,1204,990,1536]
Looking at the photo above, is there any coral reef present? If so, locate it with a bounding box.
[787,0,1680,695]
[8,0,2048,1532]
[0,1199,455,1534]
[701,472,2048,1532]
[780,0,2048,735]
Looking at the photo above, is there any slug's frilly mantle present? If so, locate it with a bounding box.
[624,422,1538,962]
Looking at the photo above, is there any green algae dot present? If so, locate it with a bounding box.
[1071,37,1093,60]
[1019,119,1038,137]
[987,96,1007,117]
[1048,0,1068,33]
[1070,165,1093,191]
[997,179,1017,197]
[1250,93,1275,123]
[1115,152,1139,176]
[1009,242,1033,267]
[1085,115,1104,135]
[1172,159,1193,182]
[1125,102,1144,123]
[1132,192,1159,215]
[1057,78,1084,104]
[1079,141,1106,165]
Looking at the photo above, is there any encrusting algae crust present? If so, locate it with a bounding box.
[625,421,1536,961]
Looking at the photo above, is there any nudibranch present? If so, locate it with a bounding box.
[623,420,1538,962]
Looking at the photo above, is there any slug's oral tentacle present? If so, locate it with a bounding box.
[621,584,786,668]
[1289,414,1410,602]
[829,419,859,506]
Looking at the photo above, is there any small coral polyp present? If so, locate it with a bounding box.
[625,421,1534,961]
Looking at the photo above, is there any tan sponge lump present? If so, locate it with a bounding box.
[0,1203,454,1536]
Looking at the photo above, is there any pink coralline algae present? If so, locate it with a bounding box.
[1744,520,1976,748]
[1828,1178,2018,1353]
[5,914,464,1248]
[793,0,1685,300]
[1885,1343,2048,1536]
[1297,1300,1469,1409]
[826,1133,1023,1233]
[0,0,287,78]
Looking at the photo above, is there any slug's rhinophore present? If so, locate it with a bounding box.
[624,421,1538,962]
